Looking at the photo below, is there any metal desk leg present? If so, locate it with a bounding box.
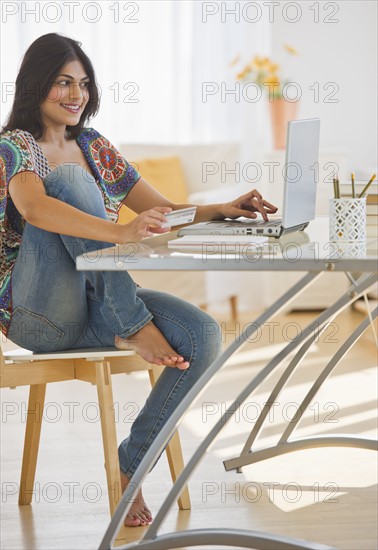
[279,305,378,446]
[99,272,323,549]
[228,311,340,473]
[224,272,377,471]
[115,529,336,550]
[99,272,375,550]
[224,305,378,470]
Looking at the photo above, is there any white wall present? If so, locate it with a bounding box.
[2,1,375,176]
[270,0,377,177]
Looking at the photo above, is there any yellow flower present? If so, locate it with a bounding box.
[253,55,268,69]
[236,67,252,80]
[231,44,297,96]
[284,44,298,55]
[229,54,240,67]
[268,63,280,74]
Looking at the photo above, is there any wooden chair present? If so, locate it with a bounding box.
[0,341,190,541]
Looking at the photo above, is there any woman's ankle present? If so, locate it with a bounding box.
[120,470,130,492]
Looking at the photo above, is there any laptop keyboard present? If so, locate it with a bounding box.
[254,219,282,226]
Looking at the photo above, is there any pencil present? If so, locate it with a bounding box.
[335,177,340,199]
[358,173,376,198]
[333,178,337,199]
[351,172,355,198]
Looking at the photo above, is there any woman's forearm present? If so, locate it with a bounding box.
[27,194,120,243]
[9,171,122,243]
[123,177,226,222]
[171,202,225,223]
[192,203,225,221]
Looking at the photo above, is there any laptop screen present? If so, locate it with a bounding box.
[282,118,320,229]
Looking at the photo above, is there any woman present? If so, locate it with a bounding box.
[0,33,277,526]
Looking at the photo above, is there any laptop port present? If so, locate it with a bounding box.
[256,229,263,234]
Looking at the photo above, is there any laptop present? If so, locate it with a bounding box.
[178,118,320,238]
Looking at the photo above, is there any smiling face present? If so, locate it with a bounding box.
[39,59,90,132]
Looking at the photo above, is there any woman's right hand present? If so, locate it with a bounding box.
[116,206,173,244]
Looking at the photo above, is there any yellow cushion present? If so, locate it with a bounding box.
[118,156,188,224]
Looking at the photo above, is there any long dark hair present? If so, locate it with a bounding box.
[2,33,100,140]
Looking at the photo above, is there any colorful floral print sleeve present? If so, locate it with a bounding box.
[76,128,141,222]
[0,127,141,336]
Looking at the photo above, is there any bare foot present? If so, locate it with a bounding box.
[120,471,152,527]
[115,321,190,369]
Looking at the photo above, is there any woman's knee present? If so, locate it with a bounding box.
[189,307,222,364]
[43,164,106,218]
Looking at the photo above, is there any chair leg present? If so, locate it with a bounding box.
[95,361,128,543]
[229,295,238,322]
[149,366,191,510]
[19,384,46,505]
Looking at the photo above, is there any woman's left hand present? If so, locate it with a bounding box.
[220,189,278,222]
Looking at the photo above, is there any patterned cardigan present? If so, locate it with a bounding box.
[0,127,141,336]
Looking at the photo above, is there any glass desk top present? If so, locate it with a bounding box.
[76,217,378,273]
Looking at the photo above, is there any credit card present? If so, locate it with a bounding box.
[161,206,197,228]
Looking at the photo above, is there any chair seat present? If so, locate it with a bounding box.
[3,346,136,363]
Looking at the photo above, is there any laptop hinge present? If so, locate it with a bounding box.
[278,222,309,237]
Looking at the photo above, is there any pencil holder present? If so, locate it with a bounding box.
[329,198,366,242]
[335,241,367,258]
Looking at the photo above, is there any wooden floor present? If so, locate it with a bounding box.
[1,306,377,550]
